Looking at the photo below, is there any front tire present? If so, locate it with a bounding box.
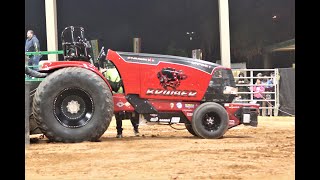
[32,67,114,143]
[185,121,198,137]
[191,102,229,139]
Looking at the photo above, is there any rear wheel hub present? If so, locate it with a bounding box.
[66,100,81,114]
[54,88,94,128]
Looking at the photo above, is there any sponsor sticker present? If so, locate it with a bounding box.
[124,102,131,107]
[170,103,174,109]
[171,117,180,123]
[150,117,158,122]
[127,56,154,62]
[229,106,240,109]
[190,61,212,69]
[150,114,158,117]
[176,102,182,109]
[159,119,170,122]
[184,104,195,109]
[116,102,124,107]
[186,113,193,116]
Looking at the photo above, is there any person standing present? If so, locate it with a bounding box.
[253,79,265,115]
[261,74,269,116]
[25,30,41,70]
[102,65,140,138]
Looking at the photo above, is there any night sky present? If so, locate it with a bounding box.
[25,0,295,68]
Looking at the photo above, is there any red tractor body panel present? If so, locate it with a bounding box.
[113,94,135,112]
[106,50,141,94]
[107,49,226,101]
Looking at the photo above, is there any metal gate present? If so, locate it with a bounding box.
[232,69,280,116]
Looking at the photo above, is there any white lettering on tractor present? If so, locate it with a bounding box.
[188,91,197,97]
[146,89,154,94]
[146,89,197,97]
[155,90,163,95]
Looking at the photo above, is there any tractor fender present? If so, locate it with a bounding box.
[38,61,113,93]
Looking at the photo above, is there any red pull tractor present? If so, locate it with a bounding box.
[26,26,259,143]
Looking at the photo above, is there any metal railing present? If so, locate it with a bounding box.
[232,69,279,116]
[25,50,63,56]
[25,50,63,81]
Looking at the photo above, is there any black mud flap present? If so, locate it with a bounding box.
[234,107,258,127]
[126,94,158,114]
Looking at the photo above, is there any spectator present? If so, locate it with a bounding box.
[236,72,250,100]
[253,79,265,115]
[255,72,262,83]
[25,30,41,70]
[261,74,269,116]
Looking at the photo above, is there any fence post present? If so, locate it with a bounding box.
[274,69,280,116]
[250,70,254,102]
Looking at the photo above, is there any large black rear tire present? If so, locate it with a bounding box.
[32,67,114,143]
[191,102,229,139]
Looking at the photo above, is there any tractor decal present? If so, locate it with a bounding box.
[157,67,188,90]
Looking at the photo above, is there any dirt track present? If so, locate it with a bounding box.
[26,116,295,180]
